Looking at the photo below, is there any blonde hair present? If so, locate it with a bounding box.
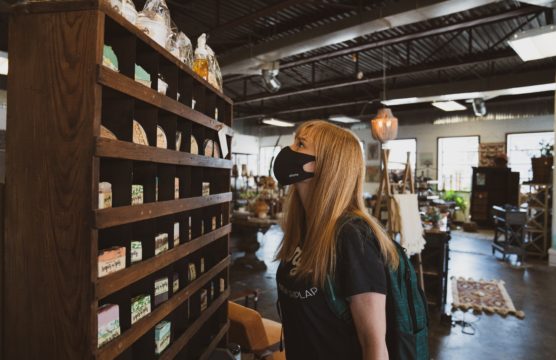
[275,120,399,287]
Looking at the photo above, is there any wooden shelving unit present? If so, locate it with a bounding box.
[3,1,233,359]
[521,183,552,258]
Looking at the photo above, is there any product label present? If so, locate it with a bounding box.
[131,295,151,325]
[154,278,169,297]
[131,241,142,263]
[98,319,120,347]
[173,223,180,247]
[155,233,169,256]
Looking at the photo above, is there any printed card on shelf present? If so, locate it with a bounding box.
[131,184,143,205]
[174,177,179,199]
[187,263,196,283]
[217,126,229,158]
[173,273,179,294]
[210,281,214,301]
[219,278,225,292]
[202,182,210,196]
[154,321,171,355]
[130,241,142,264]
[200,258,205,274]
[98,304,120,348]
[154,277,169,306]
[98,182,112,209]
[211,216,216,231]
[154,233,169,256]
[131,294,151,325]
[173,222,180,247]
[188,217,192,240]
[98,247,126,278]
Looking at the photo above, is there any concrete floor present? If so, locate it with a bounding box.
[230,226,556,360]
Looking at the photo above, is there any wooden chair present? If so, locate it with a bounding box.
[228,301,285,360]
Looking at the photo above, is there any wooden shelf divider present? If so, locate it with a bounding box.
[96,137,232,169]
[94,192,232,229]
[96,257,230,360]
[98,66,233,137]
[160,291,230,360]
[199,321,231,360]
[96,224,231,299]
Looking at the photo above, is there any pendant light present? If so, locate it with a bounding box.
[371,47,398,143]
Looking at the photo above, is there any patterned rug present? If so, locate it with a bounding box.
[451,277,525,319]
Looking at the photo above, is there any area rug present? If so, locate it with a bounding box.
[451,277,525,319]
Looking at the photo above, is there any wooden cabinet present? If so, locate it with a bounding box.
[470,167,520,226]
[3,2,232,359]
[419,231,450,310]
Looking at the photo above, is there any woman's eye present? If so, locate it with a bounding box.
[298,141,304,148]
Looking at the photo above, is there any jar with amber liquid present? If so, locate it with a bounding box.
[193,34,209,80]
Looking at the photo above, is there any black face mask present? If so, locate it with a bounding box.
[273,146,316,185]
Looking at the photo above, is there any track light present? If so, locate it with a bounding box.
[261,62,281,93]
[472,98,487,117]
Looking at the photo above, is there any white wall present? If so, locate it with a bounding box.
[0,90,6,130]
[258,115,554,194]
[231,133,259,154]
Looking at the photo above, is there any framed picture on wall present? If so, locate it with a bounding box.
[365,165,381,183]
[367,143,380,161]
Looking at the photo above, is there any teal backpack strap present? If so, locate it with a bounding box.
[324,274,352,322]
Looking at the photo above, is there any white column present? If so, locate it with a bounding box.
[550,73,556,266]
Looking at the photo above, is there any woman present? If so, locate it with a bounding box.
[274,120,399,360]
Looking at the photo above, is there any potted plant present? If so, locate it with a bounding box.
[531,141,553,184]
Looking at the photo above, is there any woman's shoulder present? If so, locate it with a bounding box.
[336,215,377,245]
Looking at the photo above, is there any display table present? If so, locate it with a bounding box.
[231,213,279,270]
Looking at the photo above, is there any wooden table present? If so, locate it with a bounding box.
[231,214,279,270]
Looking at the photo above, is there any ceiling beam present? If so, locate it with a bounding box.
[224,5,541,82]
[234,67,556,120]
[219,0,501,75]
[234,49,517,104]
[207,0,314,38]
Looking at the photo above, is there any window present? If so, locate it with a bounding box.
[438,136,479,191]
[507,132,554,183]
[259,146,281,178]
[384,139,417,172]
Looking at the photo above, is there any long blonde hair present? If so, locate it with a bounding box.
[275,120,399,287]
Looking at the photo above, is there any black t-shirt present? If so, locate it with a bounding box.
[276,217,387,360]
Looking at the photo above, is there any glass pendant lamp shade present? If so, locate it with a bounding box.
[371,108,398,143]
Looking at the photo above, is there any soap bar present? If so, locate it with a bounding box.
[155,233,169,256]
[191,135,199,154]
[131,184,144,205]
[200,289,208,312]
[174,177,180,199]
[102,45,119,72]
[156,126,167,148]
[154,277,169,306]
[210,281,215,301]
[100,125,118,140]
[98,304,120,348]
[211,216,216,231]
[98,182,113,209]
[98,247,126,278]
[130,241,142,264]
[173,222,180,247]
[175,131,183,151]
[157,78,168,95]
[131,294,151,325]
[188,217,192,240]
[219,278,225,292]
[155,321,171,355]
[172,273,179,294]
[135,64,151,88]
[202,182,210,196]
[132,120,149,146]
[200,258,205,274]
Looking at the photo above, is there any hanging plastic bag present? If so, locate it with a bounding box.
[121,0,137,24]
[136,0,171,48]
[166,21,181,58]
[193,34,223,92]
[108,0,121,12]
[206,44,223,92]
[176,31,194,68]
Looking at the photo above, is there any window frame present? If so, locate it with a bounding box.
[436,135,481,192]
[505,130,554,183]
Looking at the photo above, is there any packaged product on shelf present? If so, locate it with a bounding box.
[191,98,196,109]
[213,142,221,158]
[219,277,225,292]
[108,0,122,12]
[100,125,118,140]
[131,184,144,205]
[156,125,167,148]
[130,241,143,263]
[220,213,224,227]
[98,182,112,209]
[175,131,183,151]
[166,21,181,59]
[173,222,180,246]
[190,135,199,154]
[187,263,196,283]
[155,177,158,202]
[203,139,214,157]
[136,0,171,48]
[201,220,204,235]
[210,281,215,301]
[134,65,151,89]
[154,277,169,306]
[202,182,210,196]
[102,45,119,72]
[214,107,218,122]
[154,233,169,255]
[174,177,179,199]
[206,42,223,92]
[131,294,151,325]
[154,321,171,355]
[172,273,179,293]
[200,257,205,274]
[121,0,138,24]
[188,217,192,240]
[200,289,208,312]
[176,31,193,68]
[157,77,168,95]
[98,304,120,348]
[98,246,126,278]
[132,120,149,146]
[193,34,209,81]
[211,216,216,231]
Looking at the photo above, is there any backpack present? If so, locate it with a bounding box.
[324,217,429,360]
